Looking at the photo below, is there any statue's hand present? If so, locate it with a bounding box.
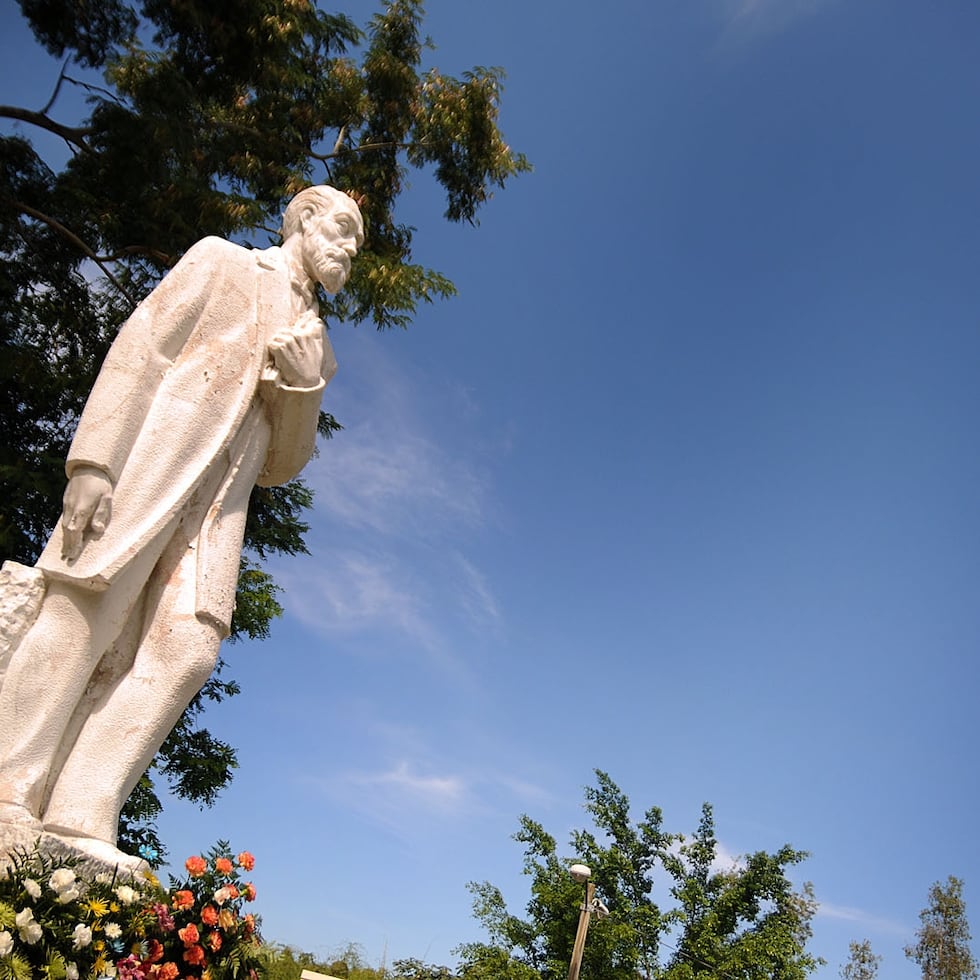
[268,312,325,388]
[61,466,113,562]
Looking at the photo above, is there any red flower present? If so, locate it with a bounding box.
[200,905,219,927]
[145,939,165,964]
[207,931,223,953]
[236,851,255,871]
[172,890,194,911]
[214,857,233,875]
[243,914,256,936]
[157,964,179,980]
[243,882,257,902]
[184,855,207,878]
[226,883,239,899]
[182,944,206,966]
[178,923,199,947]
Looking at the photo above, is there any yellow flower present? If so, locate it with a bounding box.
[94,953,108,972]
[86,899,109,917]
[110,902,120,913]
[94,939,105,951]
[142,870,161,888]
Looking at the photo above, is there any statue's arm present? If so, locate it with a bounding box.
[257,313,337,487]
[59,240,221,556]
[67,239,220,484]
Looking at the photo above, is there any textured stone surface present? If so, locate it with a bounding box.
[0,186,363,858]
[0,561,46,688]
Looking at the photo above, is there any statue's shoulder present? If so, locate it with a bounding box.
[178,236,253,270]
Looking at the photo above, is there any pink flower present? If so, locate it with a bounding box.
[116,954,145,980]
[214,857,233,875]
[151,903,175,932]
[200,905,218,927]
[236,852,255,872]
[178,923,199,947]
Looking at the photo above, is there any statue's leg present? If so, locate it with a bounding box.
[0,566,153,819]
[42,523,224,844]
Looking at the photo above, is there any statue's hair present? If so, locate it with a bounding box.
[280,186,358,240]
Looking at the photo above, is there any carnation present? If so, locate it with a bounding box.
[104,922,123,940]
[236,851,255,871]
[115,884,138,905]
[24,878,41,899]
[49,868,76,893]
[0,930,14,956]
[72,923,93,949]
[15,907,42,944]
[214,857,233,875]
[184,855,207,877]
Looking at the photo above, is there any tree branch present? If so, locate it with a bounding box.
[312,139,425,162]
[14,201,138,307]
[0,105,93,150]
[40,59,71,116]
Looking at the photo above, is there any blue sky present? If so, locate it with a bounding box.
[2,0,979,977]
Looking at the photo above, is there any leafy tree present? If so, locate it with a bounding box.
[906,877,979,980]
[459,770,821,980]
[841,940,881,980]
[1,0,528,856]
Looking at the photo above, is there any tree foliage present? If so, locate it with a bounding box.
[1,0,527,855]
[840,940,881,980]
[905,877,979,980]
[459,771,821,980]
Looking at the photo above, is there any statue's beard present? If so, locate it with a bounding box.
[310,245,350,293]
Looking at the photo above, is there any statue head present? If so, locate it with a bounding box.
[281,186,365,294]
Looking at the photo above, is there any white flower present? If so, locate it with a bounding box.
[66,963,79,980]
[213,885,232,905]
[0,931,13,957]
[94,872,112,885]
[72,923,92,949]
[56,885,81,904]
[23,878,41,900]
[115,884,138,905]
[15,908,42,945]
[49,868,76,893]
[104,922,122,940]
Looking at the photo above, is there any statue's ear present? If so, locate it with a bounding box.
[297,205,318,233]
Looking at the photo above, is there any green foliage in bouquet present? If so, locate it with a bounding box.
[0,841,261,980]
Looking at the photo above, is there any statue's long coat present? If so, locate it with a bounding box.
[36,237,331,631]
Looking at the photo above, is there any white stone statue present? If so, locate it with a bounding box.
[0,185,363,870]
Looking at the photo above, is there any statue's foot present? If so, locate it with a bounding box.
[40,830,149,879]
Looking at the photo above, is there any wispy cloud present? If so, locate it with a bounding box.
[450,552,501,632]
[274,329,502,655]
[719,0,839,40]
[816,901,908,935]
[348,761,467,809]
[280,547,440,650]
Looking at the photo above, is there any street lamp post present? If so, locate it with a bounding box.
[567,864,595,980]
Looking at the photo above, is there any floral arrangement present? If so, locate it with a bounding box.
[0,842,261,980]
